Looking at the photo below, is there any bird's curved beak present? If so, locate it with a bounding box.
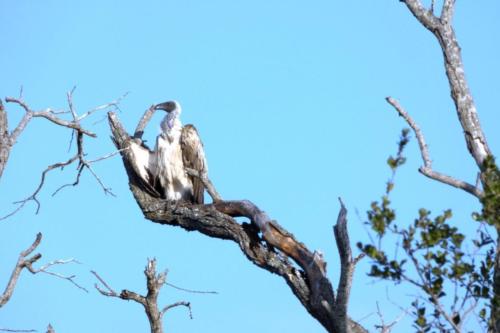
[154,101,175,112]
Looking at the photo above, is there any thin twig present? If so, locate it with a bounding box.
[165,282,218,294]
[86,149,127,164]
[161,301,192,319]
[90,270,118,297]
[77,92,129,121]
[24,257,88,293]
[133,105,157,139]
[67,87,78,121]
[374,302,407,333]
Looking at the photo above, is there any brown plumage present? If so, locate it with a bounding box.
[180,124,207,204]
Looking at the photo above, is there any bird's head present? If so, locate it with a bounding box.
[155,100,181,131]
[154,100,181,113]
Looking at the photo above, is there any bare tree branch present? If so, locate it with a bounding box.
[25,258,88,293]
[90,270,118,297]
[386,97,482,198]
[0,329,37,332]
[160,301,192,319]
[401,0,440,31]
[165,282,218,295]
[1,91,124,220]
[401,0,491,169]
[5,97,96,139]
[108,111,369,333]
[133,105,156,140]
[0,233,42,308]
[77,92,128,121]
[440,0,455,25]
[0,233,85,310]
[93,259,193,333]
[334,198,365,333]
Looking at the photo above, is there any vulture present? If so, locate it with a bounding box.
[152,100,207,204]
[126,100,207,203]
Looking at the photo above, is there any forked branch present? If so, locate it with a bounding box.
[0,233,85,310]
[92,259,192,333]
[386,97,482,198]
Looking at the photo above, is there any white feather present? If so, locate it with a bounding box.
[155,118,193,200]
[129,141,154,183]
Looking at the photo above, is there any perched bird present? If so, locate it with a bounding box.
[153,101,207,204]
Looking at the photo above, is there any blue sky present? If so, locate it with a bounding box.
[1,1,499,332]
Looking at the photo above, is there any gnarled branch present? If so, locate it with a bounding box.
[108,111,368,333]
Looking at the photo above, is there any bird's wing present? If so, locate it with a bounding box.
[128,140,160,197]
[180,125,208,204]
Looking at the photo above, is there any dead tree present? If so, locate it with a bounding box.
[387,0,499,331]
[92,259,192,333]
[108,109,367,333]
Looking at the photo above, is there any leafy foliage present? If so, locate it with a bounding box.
[357,129,495,332]
[473,156,500,228]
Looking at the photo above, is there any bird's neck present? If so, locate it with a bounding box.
[161,118,182,142]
